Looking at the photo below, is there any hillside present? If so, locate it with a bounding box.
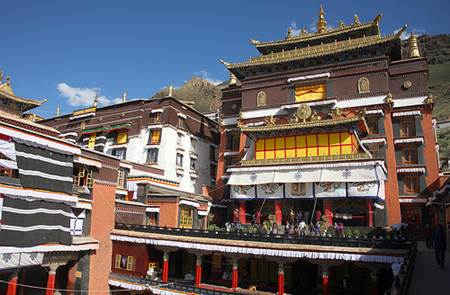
[152,77,222,113]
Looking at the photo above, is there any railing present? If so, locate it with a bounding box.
[385,241,417,295]
[115,223,414,251]
[110,273,239,295]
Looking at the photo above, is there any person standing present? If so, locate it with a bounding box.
[431,224,447,268]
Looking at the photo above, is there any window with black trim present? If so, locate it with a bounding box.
[112,148,127,160]
[400,118,416,138]
[401,146,418,165]
[146,148,159,164]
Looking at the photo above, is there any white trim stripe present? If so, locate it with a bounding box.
[1,206,73,217]
[287,72,330,83]
[16,151,73,167]
[0,184,77,204]
[1,224,71,232]
[19,169,73,182]
[393,110,421,117]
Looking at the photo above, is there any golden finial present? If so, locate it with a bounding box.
[408,34,421,58]
[229,72,237,86]
[425,94,434,105]
[168,85,174,97]
[6,75,11,85]
[353,15,361,25]
[373,14,382,24]
[339,21,345,28]
[0,70,3,82]
[56,106,61,117]
[286,27,293,39]
[317,5,327,33]
[93,94,99,107]
[301,28,307,35]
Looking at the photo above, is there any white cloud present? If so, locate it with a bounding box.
[194,70,223,85]
[57,82,121,107]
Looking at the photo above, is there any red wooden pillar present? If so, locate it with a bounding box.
[195,254,202,286]
[162,252,169,283]
[321,265,329,295]
[275,201,282,224]
[231,258,238,289]
[239,201,246,224]
[7,272,18,295]
[368,200,374,227]
[278,263,285,295]
[46,265,57,295]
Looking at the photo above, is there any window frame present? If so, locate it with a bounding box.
[112,147,127,160]
[176,153,184,167]
[179,206,194,228]
[401,146,418,165]
[146,148,159,164]
[399,118,416,138]
[115,130,128,145]
[366,116,379,135]
[149,112,161,123]
[149,129,162,145]
[403,175,420,194]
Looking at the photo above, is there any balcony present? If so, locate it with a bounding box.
[241,153,371,166]
[114,223,412,251]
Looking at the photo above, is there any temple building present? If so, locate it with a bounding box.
[105,7,419,295]
[216,7,439,229]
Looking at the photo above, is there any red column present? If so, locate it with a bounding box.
[239,201,246,224]
[368,200,374,227]
[322,266,329,295]
[162,252,169,283]
[275,201,282,224]
[324,200,333,226]
[231,258,238,289]
[195,255,202,286]
[46,267,57,295]
[278,263,284,295]
[7,272,18,295]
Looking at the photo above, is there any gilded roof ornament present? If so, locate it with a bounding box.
[301,28,308,35]
[286,27,293,39]
[394,25,407,38]
[317,5,328,33]
[408,34,421,58]
[265,115,276,126]
[373,14,382,24]
[425,94,434,105]
[219,59,231,67]
[229,71,238,86]
[385,92,393,104]
[250,39,260,45]
[353,15,361,25]
[0,70,3,82]
[339,21,345,28]
[93,94,99,107]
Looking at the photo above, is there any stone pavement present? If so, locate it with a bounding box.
[408,241,450,295]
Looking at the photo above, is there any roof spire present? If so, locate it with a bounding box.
[121,90,128,103]
[408,34,421,58]
[317,5,327,33]
[168,85,174,97]
[353,14,361,25]
[286,27,293,39]
[56,106,61,117]
[93,94,99,107]
[0,70,3,82]
[229,71,237,86]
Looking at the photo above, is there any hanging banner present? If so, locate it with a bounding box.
[230,185,256,199]
[285,183,314,199]
[256,183,284,199]
[347,182,379,198]
[315,182,347,198]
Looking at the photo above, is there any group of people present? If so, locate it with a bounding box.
[425,224,447,268]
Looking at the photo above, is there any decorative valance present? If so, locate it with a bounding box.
[228,162,386,185]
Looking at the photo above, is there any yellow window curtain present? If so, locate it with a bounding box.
[88,134,96,149]
[254,132,358,160]
[116,131,128,144]
[295,84,326,102]
[150,129,161,145]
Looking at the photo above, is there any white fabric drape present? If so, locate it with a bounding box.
[0,139,16,161]
[228,165,386,185]
[315,183,347,198]
[285,183,314,199]
[257,183,284,199]
[230,185,256,199]
[111,234,404,264]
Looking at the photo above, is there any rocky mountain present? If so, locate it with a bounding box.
[152,76,222,113]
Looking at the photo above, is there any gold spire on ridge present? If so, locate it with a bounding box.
[408,34,421,58]
[317,5,327,33]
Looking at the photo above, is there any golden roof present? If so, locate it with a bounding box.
[241,116,367,133]
[226,31,403,70]
[251,14,382,48]
[0,78,45,110]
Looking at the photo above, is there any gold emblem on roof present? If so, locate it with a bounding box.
[296,103,312,122]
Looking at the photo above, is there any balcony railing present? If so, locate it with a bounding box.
[110,273,239,295]
[115,223,414,251]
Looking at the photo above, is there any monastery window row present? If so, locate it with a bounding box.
[254,132,357,160]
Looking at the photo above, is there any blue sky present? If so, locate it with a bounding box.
[1,0,449,118]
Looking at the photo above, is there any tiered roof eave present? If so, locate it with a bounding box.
[250,14,383,51]
[0,81,45,111]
